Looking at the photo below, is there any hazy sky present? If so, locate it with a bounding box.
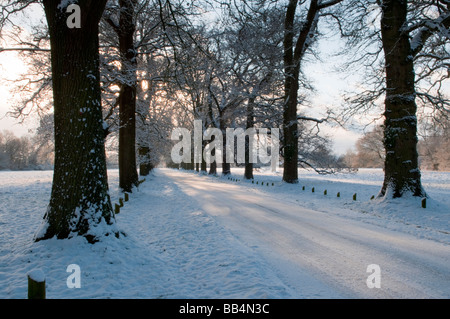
[0,50,34,136]
[0,3,371,156]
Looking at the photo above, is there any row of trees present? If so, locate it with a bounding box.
[0,0,448,242]
[0,129,52,170]
[344,121,450,171]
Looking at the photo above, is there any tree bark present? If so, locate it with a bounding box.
[37,0,116,242]
[282,65,300,183]
[282,0,320,183]
[379,0,425,198]
[282,0,298,183]
[201,140,207,173]
[244,97,255,180]
[138,146,153,176]
[221,118,231,176]
[209,161,217,175]
[118,0,139,192]
[208,136,217,175]
[281,0,340,183]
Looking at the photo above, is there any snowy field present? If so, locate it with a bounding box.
[0,167,449,299]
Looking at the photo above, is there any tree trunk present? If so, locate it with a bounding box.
[379,0,425,198]
[281,0,339,183]
[138,146,153,176]
[201,140,207,173]
[244,97,255,180]
[221,120,231,176]
[209,161,217,175]
[282,0,301,184]
[37,0,116,242]
[282,67,300,183]
[209,136,217,175]
[118,0,139,192]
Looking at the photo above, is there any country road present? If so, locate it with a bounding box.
[163,169,450,299]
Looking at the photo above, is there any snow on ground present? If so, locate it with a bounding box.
[221,167,450,244]
[0,169,292,299]
[168,168,450,298]
[0,167,449,299]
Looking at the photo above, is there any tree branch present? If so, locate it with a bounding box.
[0,47,50,52]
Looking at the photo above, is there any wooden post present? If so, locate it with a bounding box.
[124,193,129,202]
[27,269,45,299]
[324,190,327,195]
[337,192,340,198]
[422,198,426,208]
[353,193,357,201]
[312,187,315,193]
[115,203,120,214]
[119,198,124,207]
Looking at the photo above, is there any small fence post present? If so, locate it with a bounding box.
[27,269,45,299]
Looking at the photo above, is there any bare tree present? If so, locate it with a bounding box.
[343,125,385,168]
[280,0,343,183]
[418,114,450,171]
[340,0,449,198]
[222,1,285,179]
[103,0,140,192]
[37,0,116,242]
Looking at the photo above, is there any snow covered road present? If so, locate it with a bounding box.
[1,168,449,299]
[164,169,450,299]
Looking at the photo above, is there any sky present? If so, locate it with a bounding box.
[0,3,43,137]
[0,2,368,156]
[0,50,34,136]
